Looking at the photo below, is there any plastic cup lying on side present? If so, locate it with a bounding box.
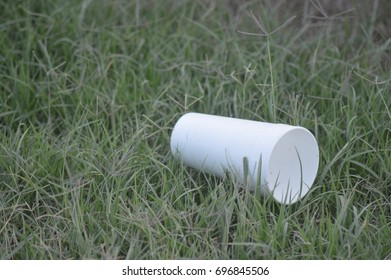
[170,112,319,205]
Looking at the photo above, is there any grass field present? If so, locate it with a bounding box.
[0,0,390,259]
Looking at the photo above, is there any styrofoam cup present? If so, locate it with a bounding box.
[170,112,319,204]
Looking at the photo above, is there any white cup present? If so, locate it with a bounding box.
[170,112,319,204]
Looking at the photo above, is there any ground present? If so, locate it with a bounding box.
[0,0,390,259]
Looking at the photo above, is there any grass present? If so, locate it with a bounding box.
[0,0,390,259]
